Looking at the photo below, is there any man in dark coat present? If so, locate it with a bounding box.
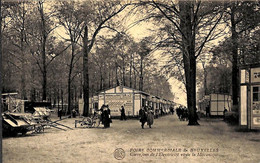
[103,107,110,128]
[176,107,181,119]
[170,106,174,115]
[223,107,228,121]
[120,106,126,120]
[139,107,147,129]
[58,108,62,120]
[206,105,210,117]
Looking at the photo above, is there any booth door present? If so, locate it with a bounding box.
[252,85,260,129]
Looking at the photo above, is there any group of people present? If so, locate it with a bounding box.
[139,105,154,129]
[99,105,112,128]
[176,106,189,121]
[57,108,78,119]
[62,104,156,129]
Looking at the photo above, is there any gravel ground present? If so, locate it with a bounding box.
[2,114,260,163]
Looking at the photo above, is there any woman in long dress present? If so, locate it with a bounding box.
[147,110,154,128]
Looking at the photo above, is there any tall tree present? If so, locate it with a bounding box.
[82,1,130,116]
[149,0,224,125]
[226,1,260,110]
[138,37,152,91]
[2,1,30,99]
[37,0,57,101]
[0,0,3,160]
[55,1,85,116]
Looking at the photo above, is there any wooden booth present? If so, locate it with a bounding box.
[240,64,260,130]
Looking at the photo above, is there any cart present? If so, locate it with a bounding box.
[2,112,37,136]
[75,113,101,128]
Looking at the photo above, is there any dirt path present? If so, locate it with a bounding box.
[3,115,260,163]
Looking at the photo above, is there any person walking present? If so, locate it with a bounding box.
[170,106,174,115]
[147,109,154,128]
[139,107,147,129]
[120,105,126,120]
[103,106,111,128]
[223,107,228,121]
[72,109,77,118]
[58,108,62,120]
[206,105,210,117]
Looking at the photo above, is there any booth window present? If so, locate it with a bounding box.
[253,86,260,102]
[142,99,146,107]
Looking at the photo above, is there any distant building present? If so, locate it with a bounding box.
[78,86,175,117]
[199,93,232,116]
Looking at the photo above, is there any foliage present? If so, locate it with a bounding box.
[1,0,174,114]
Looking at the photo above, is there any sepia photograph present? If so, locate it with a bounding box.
[0,0,260,162]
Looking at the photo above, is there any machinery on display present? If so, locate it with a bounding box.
[2,93,72,137]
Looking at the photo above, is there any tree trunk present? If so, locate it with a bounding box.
[123,57,126,86]
[188,56,198,125]
[0,8,2,163]
[130,54,132,88]
[67,44,75,116]
[83,26,89,117]
[0,4,3,152]
[21,2,27,100]
[57,88,60,110]
[39,2,47,101]
[179,1,199,125]
[202,62,208,95]
[231,5,239,111]
[116,65,119,86]
[100,66,103,90]
[111,69,114,87]
[61,89,64,113]
[74,85,77,108]
[134,58,136,89]
[108,68,111,88]
[204,70,208,95]
[139,56,143,91]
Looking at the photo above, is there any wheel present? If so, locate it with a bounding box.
[35,125,44,133]
[86,117,93,127]
[92,118,100,128]
[81,117,93,128]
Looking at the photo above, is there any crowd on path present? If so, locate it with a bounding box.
[58,104,176,129]
[176,106,189,121]
[139,105,154,129]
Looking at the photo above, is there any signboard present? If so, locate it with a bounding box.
[134,94,140,99]
[252,86,260,115]
[105,94,133,116]
[241,69,250,84]
[252,85,260,128]
[253,117,260,125]
[252,101,260,115]
[251,67,260,83]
